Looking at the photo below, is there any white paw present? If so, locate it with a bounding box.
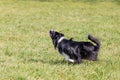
[68,59,75,63]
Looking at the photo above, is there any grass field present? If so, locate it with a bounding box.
[0,0,120,80]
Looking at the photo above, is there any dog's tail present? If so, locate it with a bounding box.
[88,34,100,51]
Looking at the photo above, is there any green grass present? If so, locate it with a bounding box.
[0,0,120,80]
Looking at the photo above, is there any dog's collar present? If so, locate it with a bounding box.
[58,37,65,43]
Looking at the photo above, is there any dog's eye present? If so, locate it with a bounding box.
[55,36,57,39]
[55,35,59,39]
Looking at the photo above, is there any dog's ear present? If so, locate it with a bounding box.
[61,33,64,36]
[69,38,73,41]
[57,32,64,37]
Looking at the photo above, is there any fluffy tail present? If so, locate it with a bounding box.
[88,34,100,51]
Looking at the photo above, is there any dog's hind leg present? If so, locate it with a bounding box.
[74,49,82,64]
[88,51,98,61]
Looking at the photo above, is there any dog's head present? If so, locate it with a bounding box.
[49,29,64,49]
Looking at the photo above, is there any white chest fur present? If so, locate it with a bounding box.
[62,53,75,63]
[62,53,70,60]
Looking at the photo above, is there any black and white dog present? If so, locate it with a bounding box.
[49,29,100,64]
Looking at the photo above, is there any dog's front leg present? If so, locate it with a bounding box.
[68,58,82,64]
[68,59,75,63]
[67,55,82,64]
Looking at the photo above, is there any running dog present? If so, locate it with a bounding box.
[49,29,100,64]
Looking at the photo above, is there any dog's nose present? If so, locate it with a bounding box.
[49,29,54,34]
[50,29,54,32]
[50,29,54,33]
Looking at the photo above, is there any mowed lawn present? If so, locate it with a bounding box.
[0,0,120,80]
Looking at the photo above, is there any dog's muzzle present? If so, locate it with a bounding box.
[49,29,54,37]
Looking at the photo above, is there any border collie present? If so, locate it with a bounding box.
[49,29,100,64]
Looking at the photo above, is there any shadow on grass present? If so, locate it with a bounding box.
[28,58,75,65]
[40,59,67,65]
